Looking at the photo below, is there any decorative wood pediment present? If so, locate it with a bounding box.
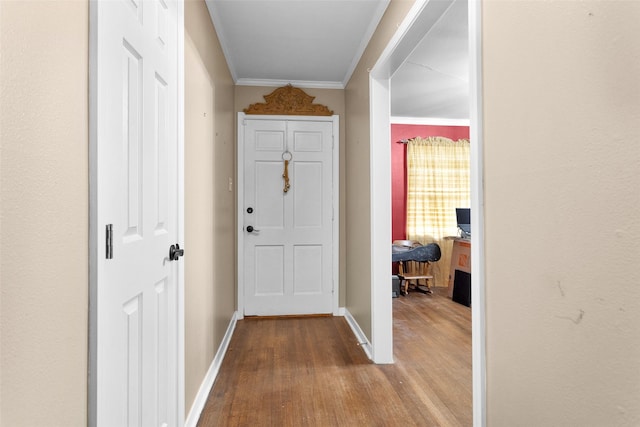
[244,84,333,116]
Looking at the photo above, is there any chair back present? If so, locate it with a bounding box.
[392,243,441,263]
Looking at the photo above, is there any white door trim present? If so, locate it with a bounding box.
[468,1,486,424]
[369,75,393,364]
[369,0,486,424]
[176,1,186,422]
[237,113,340,318]
[88,1,185,424]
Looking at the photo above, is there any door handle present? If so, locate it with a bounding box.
[169,244,184,261]
[246,226,260,233]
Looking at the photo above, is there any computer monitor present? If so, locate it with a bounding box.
[456,208,471,237]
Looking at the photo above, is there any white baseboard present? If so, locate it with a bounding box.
[184,311,238,427]
[343,308,373,360]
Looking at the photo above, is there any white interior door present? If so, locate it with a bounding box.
[240,116,337,316]
[90,1,183,426]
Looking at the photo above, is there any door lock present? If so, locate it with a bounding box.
[169,244,184,261]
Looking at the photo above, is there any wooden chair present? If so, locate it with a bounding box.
[392,240,440,296]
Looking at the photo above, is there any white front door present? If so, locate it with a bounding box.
[239,115,338,316]
[90,1,183,426]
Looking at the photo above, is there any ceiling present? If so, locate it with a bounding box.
[205,0,469,121]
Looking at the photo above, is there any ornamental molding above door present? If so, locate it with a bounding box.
[243,84,333,116]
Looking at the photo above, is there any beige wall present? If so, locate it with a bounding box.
[344,0,416,339]
[184,0,236,415]
[235,86,347,306]
[0,1,89,425]
[3,0,638,425]
[482,1,640,424]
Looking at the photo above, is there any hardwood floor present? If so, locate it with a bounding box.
[197,289,472,427]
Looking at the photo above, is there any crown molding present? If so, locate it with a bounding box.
[205,0,239,82]
[341,0,391,87]
[235,78,344,90]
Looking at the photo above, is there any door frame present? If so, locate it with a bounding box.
[369,0,486,424]
[236,113,340,319]
[88,1,186,424]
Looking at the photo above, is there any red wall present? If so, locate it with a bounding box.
[391,124,470,243]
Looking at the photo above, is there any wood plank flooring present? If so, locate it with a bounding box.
[197,289,472,427]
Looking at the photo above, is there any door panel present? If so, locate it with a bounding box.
[243,118,334,315]
[255,245,285,295]
[122,294,142,426]
[154,75,169,234]
[293,245,323,294]
[293,161,323,227]
[123,40,143,239]
[255,161,285,228]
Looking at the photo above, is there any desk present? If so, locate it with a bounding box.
[444,237,471,305]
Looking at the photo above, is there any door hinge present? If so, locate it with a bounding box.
[106,224,113,259]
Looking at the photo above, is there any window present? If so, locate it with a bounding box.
[406,137,470,285]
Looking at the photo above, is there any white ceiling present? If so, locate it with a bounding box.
[205,0,469,120]
[391,0,469,121]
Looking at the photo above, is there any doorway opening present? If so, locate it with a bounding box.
[369,0,485,424]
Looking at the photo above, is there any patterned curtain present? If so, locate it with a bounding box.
[406,137,470,286]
